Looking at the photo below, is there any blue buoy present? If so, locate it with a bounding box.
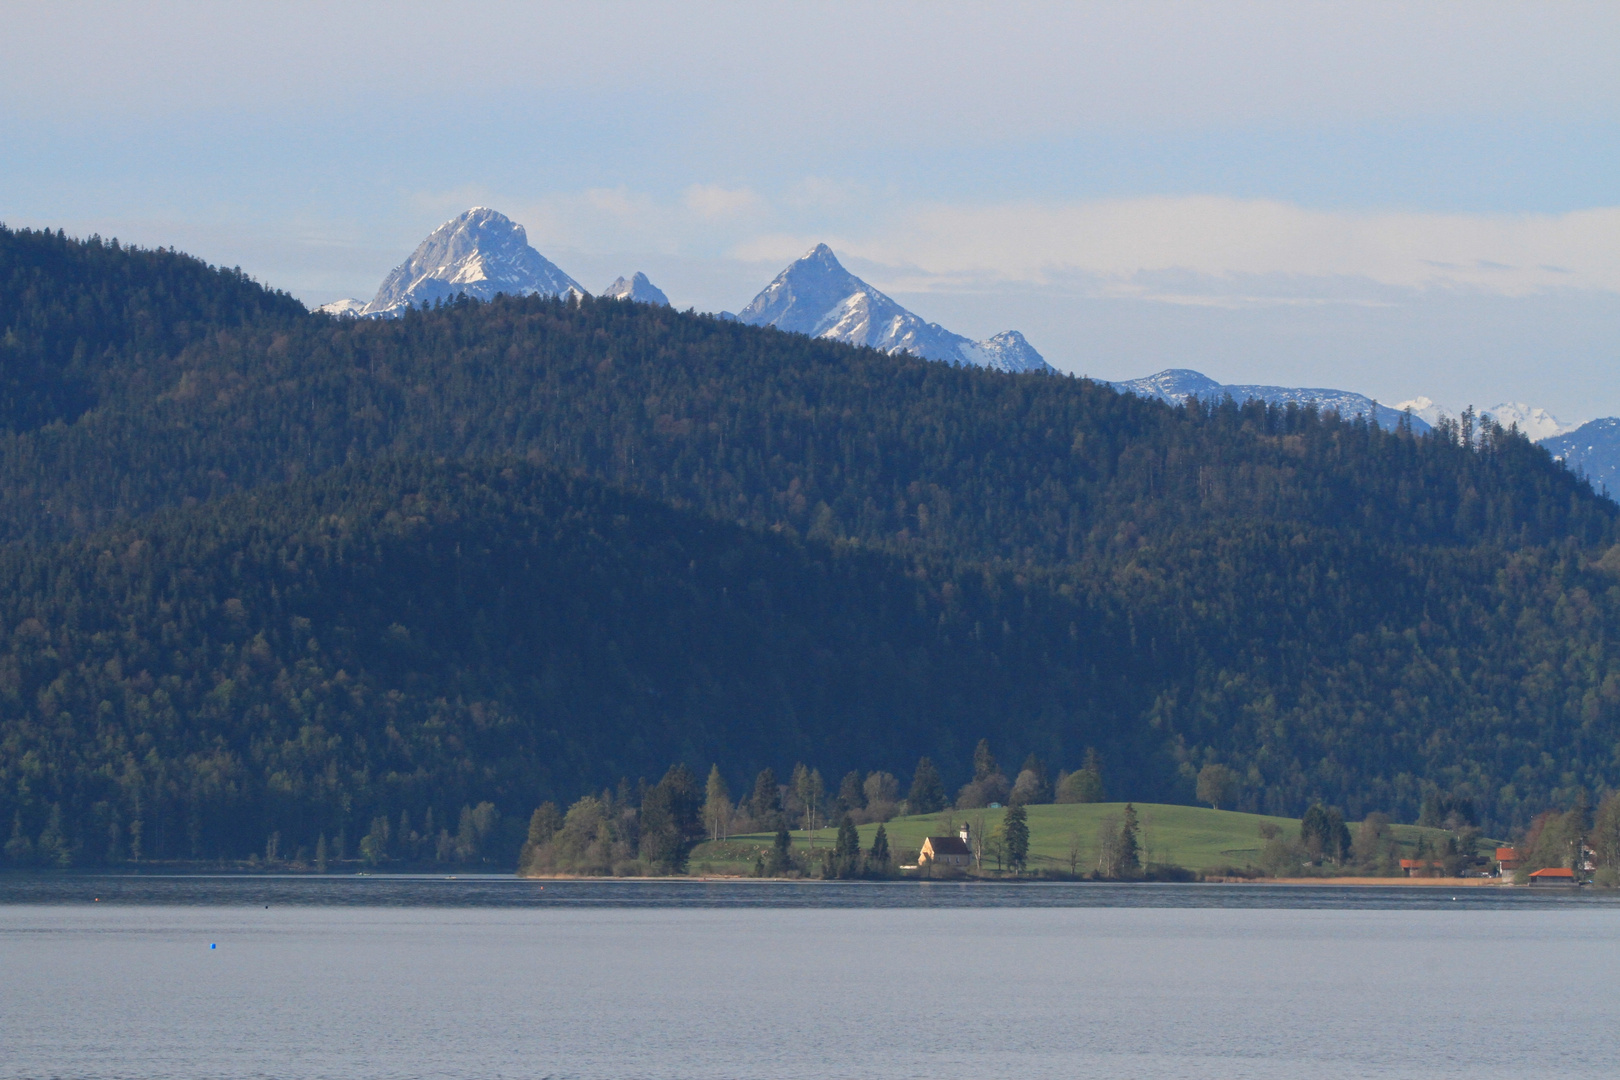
[210,943,217,949]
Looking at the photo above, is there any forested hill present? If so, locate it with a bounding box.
[2,227,1619,864]
[0,258,1609,554]
[0,224,305,433]
[0,459,1147,865]
[7,457,1620,866]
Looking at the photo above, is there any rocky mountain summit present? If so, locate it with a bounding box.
[601,271,669,306]
[738,244,1051,374]
[1110,369,1429,433]
[360,208,584,316]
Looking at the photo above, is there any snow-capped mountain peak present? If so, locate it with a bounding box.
[601,272,670,306]
[362,208,584,316]
[316,298,366,317]
[738,244,1051,374]
[958,331,1048,373]
[1483,402,1575,441]
[1394,397,1577,441]
[1393,396,1447,428]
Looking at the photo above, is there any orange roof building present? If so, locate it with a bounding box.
[1528,867,1577,886]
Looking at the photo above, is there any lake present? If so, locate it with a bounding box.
[3,876,1616,1079]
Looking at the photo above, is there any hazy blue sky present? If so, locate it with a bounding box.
[4,2,1617,419]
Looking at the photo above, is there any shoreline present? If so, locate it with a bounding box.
[0,868,1527,887]
[1224,876,1509,887]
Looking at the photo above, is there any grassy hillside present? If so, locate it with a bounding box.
[693,803,1478,877]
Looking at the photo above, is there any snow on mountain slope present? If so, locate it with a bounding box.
[1393,396,1448,428]
[362,208,584,316]
[1542,418,1620,496]
[601,272,669,306]
[1483,403,1575,441]
[738,244,1052,374]
[1395,397,1575,441]
[316,298,366,317]
[1111,368,1430,433]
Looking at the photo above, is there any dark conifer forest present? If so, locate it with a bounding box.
[3,223,1619,865]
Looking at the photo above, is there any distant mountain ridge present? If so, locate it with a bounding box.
[738,244,1052,374]
[326,215,1053,376]
[361,208,585,316]
[314,211,1615,489]
[1110,368,1430,433]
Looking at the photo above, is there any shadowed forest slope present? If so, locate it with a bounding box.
[0,459,1147,863]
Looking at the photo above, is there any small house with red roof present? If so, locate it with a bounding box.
[1495,847,1521,877]
[1528,867,1578,886]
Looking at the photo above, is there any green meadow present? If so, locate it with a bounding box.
[688,802,1478,877]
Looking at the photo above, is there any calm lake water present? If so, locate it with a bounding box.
[3,875,1617,1079]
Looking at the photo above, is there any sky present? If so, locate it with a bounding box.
[3,1,1617,422]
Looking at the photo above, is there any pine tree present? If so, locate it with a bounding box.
[908,757,946,814]
[1003,802,1030,875]
[837,771,864,816]
[869,824,891,872]
[769,827,793,876]
[972,739,998,781]
[834,814,860,878]
[1119,803,1141,876]
[639,777,687,873]
[751,768,781,830]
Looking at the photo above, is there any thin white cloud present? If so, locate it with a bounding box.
[395,187,1620,313]
[682,184,765,221]
[836,198,1620,301]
